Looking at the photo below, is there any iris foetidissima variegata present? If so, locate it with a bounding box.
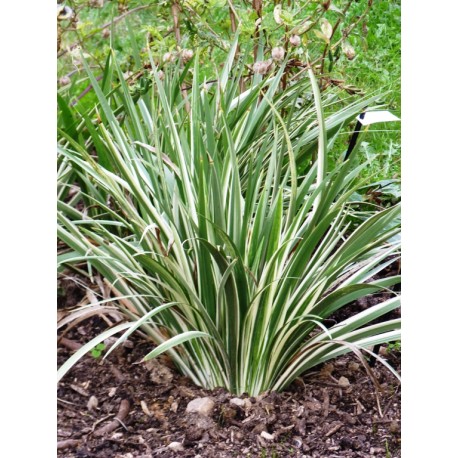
[57,41,400,395]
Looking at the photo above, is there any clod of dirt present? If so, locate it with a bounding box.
[390,420,401,433]
[186,397,215,416]
[348,361,360,371]
[185,413,215,442]
[144,358,174,384]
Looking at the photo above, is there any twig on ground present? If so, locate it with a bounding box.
[94,399,130,436]
[322,388,330,418]
[57,439,80,450]
[325,422,343,437]
[59,337,83,351]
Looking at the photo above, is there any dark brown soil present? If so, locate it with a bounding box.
[58,315,400,458]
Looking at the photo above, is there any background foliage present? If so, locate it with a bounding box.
[58,0,400,182]
[57,0,401,394]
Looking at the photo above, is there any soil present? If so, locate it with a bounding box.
[57,277,401,458]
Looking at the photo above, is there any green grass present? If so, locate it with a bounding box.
[334,0,401,180]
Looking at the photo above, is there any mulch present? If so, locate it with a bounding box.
[57,277,400,458]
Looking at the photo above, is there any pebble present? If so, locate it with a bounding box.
[338,376,350,387]
[230,398,246,408]
[260,431,275,440]
[292,436,302,448]
[186,397,215,416]
[168,441,184,451]
[87,395,98,411]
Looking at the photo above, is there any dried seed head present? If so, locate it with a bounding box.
[322,0,331,10]
[57,5,73,21]
[181,49,194,63]
[157,70,165,81]
[271,46,285,62]
[342,41,356,60]
[252,59,273,75]
[273,5,283,25]
[320,18,333,40]
[58,76,71,87]
[163,52,174,63]
[289,35,301,47]
[102,28,110,39]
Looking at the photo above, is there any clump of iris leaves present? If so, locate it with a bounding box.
[57,39,400,396]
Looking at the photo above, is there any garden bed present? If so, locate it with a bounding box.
[58,307,400,458]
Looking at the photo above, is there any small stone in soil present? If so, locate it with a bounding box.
[168,441,184,451]
[87,395,98,411]
[260,431,275,440]
[140,400,151,417]
[230,397,246,408]
[292,436,302,448]
[186,397,215,416]
[338,376,350,387]
[170,400,179,412]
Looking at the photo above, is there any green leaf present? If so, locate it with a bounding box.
[143,331,212,361]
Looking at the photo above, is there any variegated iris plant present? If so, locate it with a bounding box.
[57,42,400,395]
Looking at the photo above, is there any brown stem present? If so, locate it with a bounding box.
[228,0,244,91]
[57,439,80,450]
[94,399,130,436]
[319,0,354,80]
[282,0,291,93]
[171,1,181,44]
[252,0,263,61]
[59,337,82,351]
[229,1,238,33]
[171,1,191,113]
